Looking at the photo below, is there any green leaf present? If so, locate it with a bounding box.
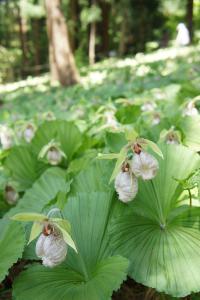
[109,147,127,183]
[38,141,53,159]
[115,105,141,124]
[13,256,128,300]
[141,138,164,159]
[53,220,77,253]
[28,222,43,245]
[13,161,128,300]
[31,121,82,161]
[5,146,46,190]
[55,191,69,211]
[124,128,138,142]
[110,144,200,297]
[180,115,200,152]
[67,150,97,175]
[70,159,114,194]
[7,167,66,217]
[51,218,71,232]
[97,153,119,160]
[105,131,127,152]
[175,169,200,191]
[0,195,10,217]
[11,212,47,222]
[0,219,25,282]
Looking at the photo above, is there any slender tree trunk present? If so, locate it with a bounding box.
[186,0,193,42]
[89,0,98,65]
[45,0,79,86]
[100,1,110,56]
[89,21,96,64]
[118,10,128,56]
[69,0,79,52]
[32,19,40,76]
[5,0,10,48]
[138,0,145,52]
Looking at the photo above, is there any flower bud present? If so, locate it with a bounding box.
[104,111,118,130]
[115,171,138,203]
[47,147,62,165]
[0,126,13,150]
[36,231,67,267]
[43,111,55,121]
[4,185,19,205]
[152,113,161,126]
[183,101,198,117]
[23,124,35,143]
[141,101,156,112]
[131,151,159,180]
[166,132,179,145]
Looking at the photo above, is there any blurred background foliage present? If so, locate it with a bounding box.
[0,0,200,84]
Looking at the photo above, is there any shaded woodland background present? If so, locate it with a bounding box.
[0,0,200,86]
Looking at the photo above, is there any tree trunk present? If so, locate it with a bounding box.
[118,10,128,56]
[16,5,29,78]
[138,0,145,52]
[89,21,96,64]
[99,1,110,56]
[186,0,193,42]
[5,0,10,48]
[32,19,40,76]
[45,0,79,86]
[69,0,79,52]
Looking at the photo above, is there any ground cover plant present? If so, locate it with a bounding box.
[0,45,200,300]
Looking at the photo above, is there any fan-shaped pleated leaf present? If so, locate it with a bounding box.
[31,121,82,161]
[13,256,128,300]
[7,167,66,216]
[67,150,97,176]
[115,105,140,124]
[133,144,200,221]
[0,219,25,282]
[70,159,114,194]
[13,162,128,300]
[64,192,114,270]
[5,146,46,189]
[105,131,127,153]
[180,115,200,152]
[110,144,200,297]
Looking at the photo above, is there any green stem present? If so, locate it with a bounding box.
[47,208,61,218]
[78,254,90,281]
[150,180,165,224]
[188,189,192,207]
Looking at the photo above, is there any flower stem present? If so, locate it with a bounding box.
[188,189,192,207]
[78,254,90,281]
[150,180,165,224]
[47,208,61,218]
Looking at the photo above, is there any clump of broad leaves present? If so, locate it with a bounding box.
[0,108,200,300]
[0,53,200,298]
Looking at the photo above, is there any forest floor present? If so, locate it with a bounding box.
[0,45,199,124]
